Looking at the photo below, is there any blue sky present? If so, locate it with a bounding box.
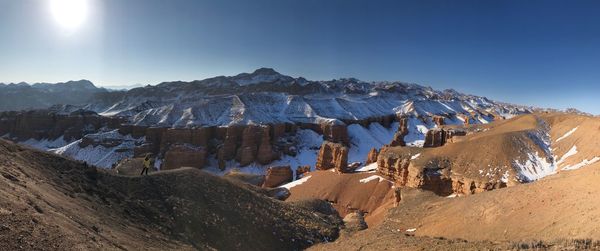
[1,0,600,113]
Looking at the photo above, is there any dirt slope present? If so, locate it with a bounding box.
[311,113,600,250]
[396,162,600,242]
[312,166,600,250]
[0,139,340,250]
[285,170,394,226]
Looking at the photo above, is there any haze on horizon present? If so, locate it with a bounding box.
[1,0,600,114]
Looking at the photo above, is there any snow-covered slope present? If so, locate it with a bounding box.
[76,68,531,127]
[9,68,535,173]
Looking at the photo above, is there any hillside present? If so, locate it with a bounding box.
[0,139,340,250]
[2,68,534,173]
[304,112,600,250]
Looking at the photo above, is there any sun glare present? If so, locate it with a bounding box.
[50,0,89,30]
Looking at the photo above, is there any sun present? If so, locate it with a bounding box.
[50,0,89,30]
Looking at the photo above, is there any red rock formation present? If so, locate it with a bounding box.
[296,165,311,180]
[162,144,206,170]
[377,146,506,196]
[133,143,154,157]
[321,123,349,145]
[315,141,348,171]
[432,116,445,126]
[272,123,286,139]
[191,127,212,147]
[118,125,147,139]
[143,127,166,153]
[262,165,293,188]
[423,129,448,147]
[217,126,243,169]
[160,128,192,151]
[458,113,473,126]
[236,125,262,166]
[389,117,408,146]
[366,148,379,164]
[256,126,278,165]
[423,128,467,147]
[0,110,123,141]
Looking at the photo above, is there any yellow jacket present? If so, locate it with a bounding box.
[143,158,152,169]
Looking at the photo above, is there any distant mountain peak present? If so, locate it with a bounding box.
[63,79,96,88]
[232,67,291,86]
[251,67,281,76]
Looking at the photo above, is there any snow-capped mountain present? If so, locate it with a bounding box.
[0,80,108,112]
[72,68,532,127]
[3,68,535,173]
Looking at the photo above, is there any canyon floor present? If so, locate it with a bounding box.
[3,113,600,250]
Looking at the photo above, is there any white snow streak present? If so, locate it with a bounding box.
[355,162,378,172]
[555,127,578,142]
[556,145,578,165]
[279,175,311,189]
[562,157,600,171]
[359,175,385,183]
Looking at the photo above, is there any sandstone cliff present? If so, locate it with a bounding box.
[316,141,349,172]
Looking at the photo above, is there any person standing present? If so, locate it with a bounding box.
[141,154,152,176]
[394,187,403,207]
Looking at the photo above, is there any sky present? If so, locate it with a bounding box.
[1,0,600,114]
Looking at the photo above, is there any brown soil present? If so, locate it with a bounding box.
[285,170,394,226]
[0,139,341,250]
[311,113,600,250]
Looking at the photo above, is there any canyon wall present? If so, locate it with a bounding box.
[376,146,507,196]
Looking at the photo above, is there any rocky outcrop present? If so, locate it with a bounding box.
[236,126,262,166]
[423,129,449,147]
[377,146,506,196]
[133,143,154,157]
[79,135,122,148]
[366,148,379,164]
[118,125,147,139]
[432,116,445,126]
[377,153,418,187]
[296,165,311,180]
[321,123,349,145]
[458,113,474,126]
[217,126,243,169]
[389,117,408,146]
[0,110,123,141]
[262,166,293,188]
[343,211,368,232]
[162,144,207,170]
[423,128,467,147]
[256,126,279,165]
[451,177,507,195]
[315,141,349,172]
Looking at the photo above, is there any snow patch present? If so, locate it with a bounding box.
[280,175,311,189]
[410,153,421,160]
[556,145,578,165]
[50,130,139,169]
[555,127,578,142]
[513,152,556,182]
[359,175,385,183]
[562,157,600,171]
[355,162,378,172]
[347,122,397,163]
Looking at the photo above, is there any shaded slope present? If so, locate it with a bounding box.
[0,139,340,250]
